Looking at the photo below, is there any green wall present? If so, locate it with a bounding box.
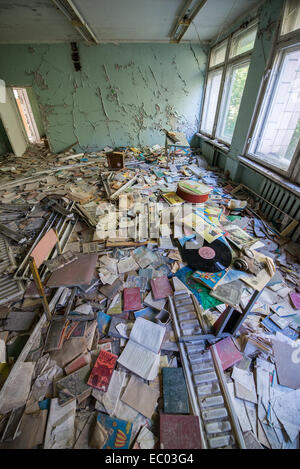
[0,116,12,155]
[197,0,285,184]
[0,43,207,153]
[27,87,45,138]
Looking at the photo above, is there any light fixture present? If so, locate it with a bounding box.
[170,0,207,43]
[51,0,99,44]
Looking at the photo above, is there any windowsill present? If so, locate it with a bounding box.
[196,133,230,154]
[238,155,300,197]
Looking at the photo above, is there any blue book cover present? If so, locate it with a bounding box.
[134,307,157,322]
[218,268,249,285]
[97,311,111,336]
[97,413,132,449]
[261,316,298,341]
[192,270,227,289]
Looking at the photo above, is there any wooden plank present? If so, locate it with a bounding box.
[280,219,299,237]
[0,313,47,413]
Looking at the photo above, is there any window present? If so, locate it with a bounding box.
[209,40,227,67]
[217,61,250,143]
[247,0,300,178]
[281,0,300,36]
[249,46,300,171]
[200,22,257,145]
[201,69,222,134]
[230,24,257,58]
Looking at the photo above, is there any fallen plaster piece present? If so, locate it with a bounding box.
[44,398,76,449]
[0,361,35,414]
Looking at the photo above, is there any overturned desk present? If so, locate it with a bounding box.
[164,131,190,164]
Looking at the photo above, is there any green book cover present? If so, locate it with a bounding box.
[163,367,189,414]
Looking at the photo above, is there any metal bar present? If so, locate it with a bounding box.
[29,257,52,321]
[232,289,263,335]
[238,184,296,221]
[179,334,220,342]
[210,345,246,449]
[168,296,202,414]
[268,188,285,222]
[14,211,57,279]
[168,296,207,448]
[264,185,281,219]
[214,306,235,337]
[170,293,245,448]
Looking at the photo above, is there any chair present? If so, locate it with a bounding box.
[29,228,61,321]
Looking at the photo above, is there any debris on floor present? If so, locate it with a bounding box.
[0,143,299,450]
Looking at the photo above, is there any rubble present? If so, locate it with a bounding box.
[0,141,299,450]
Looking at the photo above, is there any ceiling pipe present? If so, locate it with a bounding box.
[170,0,207,43]
[51,0,99,44]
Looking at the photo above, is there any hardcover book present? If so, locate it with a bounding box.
[97,311,111,336]
[162,368,189,414]
[213,336,243,371]
[290,292,300,309]
[160,414,202,449]
[150,276,173,300]
[87,350,118,391]
[161,192,185,206]
[123,287,142,311]
[56,364,91,406]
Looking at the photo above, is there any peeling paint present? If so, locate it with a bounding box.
[26,70,48,90]
[96,87,110,120]
[0,43,206,152]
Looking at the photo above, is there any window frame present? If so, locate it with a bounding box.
[244,0,300,181]
[199,19,258,146]
[215,57,251,145]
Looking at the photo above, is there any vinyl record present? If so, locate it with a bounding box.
[182,238,232,273]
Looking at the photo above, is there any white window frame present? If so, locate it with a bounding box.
[244,0,300,182]
[199,20,258,147]
[216,58,251,144]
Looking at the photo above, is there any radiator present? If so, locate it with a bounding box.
[259,178,300,243]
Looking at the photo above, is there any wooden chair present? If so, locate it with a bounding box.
[29,228,61,321]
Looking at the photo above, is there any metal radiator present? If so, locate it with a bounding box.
[259,178,300,242]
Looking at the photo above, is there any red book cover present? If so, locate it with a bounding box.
[87,350,117,391]
[123,287,141,311]
[160,414,202,449]
[150,276,173,300]
[212,336,243,370]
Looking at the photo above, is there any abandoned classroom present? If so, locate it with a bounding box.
[0,0,299,451]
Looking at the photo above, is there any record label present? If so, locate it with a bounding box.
[198,247,215,260]
[181,238,232,273]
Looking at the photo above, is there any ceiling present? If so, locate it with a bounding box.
[0,0,262,44]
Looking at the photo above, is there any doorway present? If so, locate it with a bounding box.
[12,87,41,144]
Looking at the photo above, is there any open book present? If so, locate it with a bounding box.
[117,317,166,380]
